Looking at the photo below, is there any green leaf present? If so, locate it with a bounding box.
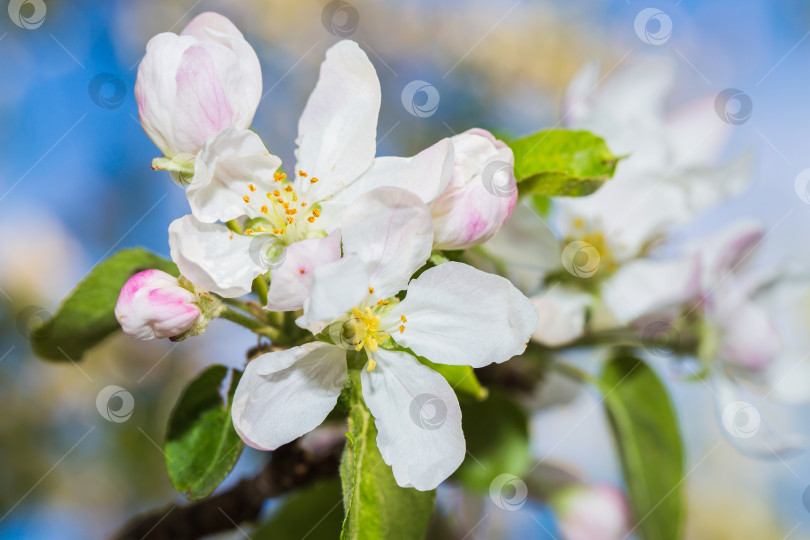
[453,390,530,491]
[30,248,178,361]
[598,353,684,540]
[165,365,244,500]
[253,479,344,540]
[340,371,435,540]
[417,357,488,400]
[509,130,620,197]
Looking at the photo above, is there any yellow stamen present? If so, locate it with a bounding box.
[307,216,316,223]
[287,216,295,224]
[400,315,407,323]
[273,190,280,197]
[298,170,307,177]
[368,287,374,294]
[310,177,319,184]
[260,205,268,214]
[284,185,293,192]
[243,195,250,203]
[285,208,297,215]
[312,209,321,218]
[399,325,405,333]
[248,184,256,192]
[367,358,377,371]
[301,202,308,207]
[245,228,254,235]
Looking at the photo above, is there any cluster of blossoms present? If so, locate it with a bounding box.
[116,12,537,490]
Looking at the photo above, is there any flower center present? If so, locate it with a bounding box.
[342,289,409,372]
[240,170,323,244]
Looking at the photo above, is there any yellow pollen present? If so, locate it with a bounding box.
[399,325,405,333]
[245,228,254,235]
[272,228,281,234]
[243,195,250,203]
[282,202,289,209]
[400,315,407,323]
[367,358,377,372]
[248,184,256,192]
[376,299,389,306]
[301,202,307,207]
[312,209,321,217]
[285,208,297,215]
[260,205,268,214]
[287,216,295,224]
[368,287,374,294]
[266,192,272,199]
[284,185,293,192]
[273,190,280,197]
[310,177,319,184]
[274,172,287,182]
[277,197,285,204]
[292,194,297,202]
[298,170,307,177]
[257,226,264,232]
[307,216,316,223]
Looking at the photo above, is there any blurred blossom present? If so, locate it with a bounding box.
[430,129,517,250]
[554,484,630,540]
[486,57,752,346]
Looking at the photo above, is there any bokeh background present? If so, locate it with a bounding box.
[2,0,810,538]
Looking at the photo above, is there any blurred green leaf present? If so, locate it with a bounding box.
[509,130,620,197]
[340,372,435,540]
[30,248,177,360]
[165,365,244,500]
[418,357,488,400]
[453,390,530,491]
[598,353,684,540]
[253,479,343,540]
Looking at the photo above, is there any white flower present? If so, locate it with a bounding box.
[430,128,517,250]
[486,57,751,346]
[168,40,455,308]
[115,269,200,340]
[555,484,630,540]
[135,12,262,162]
[231,187,538,490]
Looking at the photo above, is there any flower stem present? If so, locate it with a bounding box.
[219,307,281,341]
[252,276,269,306]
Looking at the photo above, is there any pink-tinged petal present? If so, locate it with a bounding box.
[430,129,517,250]
[266,231,342,312]
[114,269,200,340]
[295,40,380,202]
[232,342,347,450]
[172,45,236,153]
[298,255,369,329]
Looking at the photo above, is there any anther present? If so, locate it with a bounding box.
[243,195,250,203]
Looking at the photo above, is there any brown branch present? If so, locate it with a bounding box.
[111,440,343,540]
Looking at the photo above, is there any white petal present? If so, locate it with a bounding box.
[361,349,464,490]
[530,286,592,347]
[186,127,282,223]
[389,262,538,367]
[340,187,433,299]
[295,40,380,202]
[332,138,455,205]
[266,231,342,312]
[168,215,265,297]
[232,342,347,450]
[298,255,369,327]
[602,257,699,324]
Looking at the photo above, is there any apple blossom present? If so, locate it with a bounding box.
[134,12,262,170]
[167,40,455,309]
[115,269,200,340]
[486,57,751,346]
[554,484,630,540]
[430,128,517,250]
[231,187,538,490]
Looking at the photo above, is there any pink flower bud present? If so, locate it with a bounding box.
[430,129,517,250]
[115,270,200,340]
[555,484,630,540]
[134,12,262,159]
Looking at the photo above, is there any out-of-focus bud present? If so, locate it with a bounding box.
[115,270,200,340]
[135,12,262,161]
[555,484,630,540]
[430,128,517,250]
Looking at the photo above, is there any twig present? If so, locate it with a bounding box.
[111,440,343,540]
